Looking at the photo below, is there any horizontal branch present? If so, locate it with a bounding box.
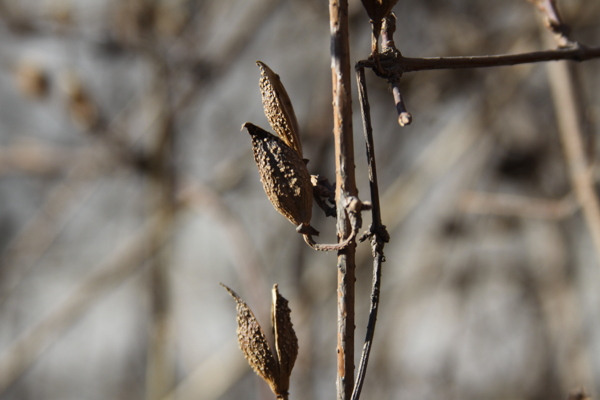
[358,45,600,74]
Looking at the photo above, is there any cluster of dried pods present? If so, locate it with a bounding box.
[229,1,392,394]
[227,61,371,399]
[222,284,298,400]
[230,3,393,393]
[244,61,364,252]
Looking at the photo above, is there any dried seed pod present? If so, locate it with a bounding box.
[271,284,298,392]
[256,61,303,158]
[222,284,298,400]
[221,284,279,392]
[244,122,318,236]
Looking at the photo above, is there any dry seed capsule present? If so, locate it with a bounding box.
[244,122,317,236]
[221,284,279,394]
[256,61,303,158]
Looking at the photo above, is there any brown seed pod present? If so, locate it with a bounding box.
[271,284,298,391]
[256,61,303,158]
[244,122,318,236]
[221,284,279,392]
[222,283,299,400]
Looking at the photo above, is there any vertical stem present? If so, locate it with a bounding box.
[329,0,357,399]
[146,207,174,400]
[145,50,176,400]
[352,66,388,400]
[547,60,600,260]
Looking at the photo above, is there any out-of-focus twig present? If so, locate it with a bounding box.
[160,343,248,400]
[459,191,577,220]
[0,142,93,176]
[534,5,600,263]
[0,147,117,305]
[144,45,178,400]
[0,214,171,395]
[527,0,574,47]
[525,222,593,392]
[0,90,144,305]
[178,180,271,321]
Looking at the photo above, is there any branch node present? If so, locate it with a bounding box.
[381,13,401,57]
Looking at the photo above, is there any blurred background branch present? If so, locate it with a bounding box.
[0,1,598,400]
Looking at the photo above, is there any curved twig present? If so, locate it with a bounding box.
[302,230,355,252]
[302,196,366,252]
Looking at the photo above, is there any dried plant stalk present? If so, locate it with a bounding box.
[257,61,303,158]
[244,122,318,236]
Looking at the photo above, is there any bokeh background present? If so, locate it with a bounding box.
[0,0,599,399]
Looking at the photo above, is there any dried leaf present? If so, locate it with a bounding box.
[271,284,298,393]
[221,284,278,391]
[244,122,317,235]
[256,61,303,158]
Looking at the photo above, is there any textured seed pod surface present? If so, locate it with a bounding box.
[272,284,298,392]
[256,61,303,158]
[245,122,312,228]
[221,285,279,392]
[222,284,297,399]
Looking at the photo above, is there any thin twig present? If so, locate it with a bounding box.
[527,0,574,47]
[0,149,116,305]
[329,0,357,398]
[303,196,366,252]
[390,79,412,127]
[534,8,600,262]
[179,181,271,319]
[159,343,248,400]
[302,231,355,252]
[458,191,577,220]
[357,45,600,74]
[352,66,389,400]
[145,46,177,400]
